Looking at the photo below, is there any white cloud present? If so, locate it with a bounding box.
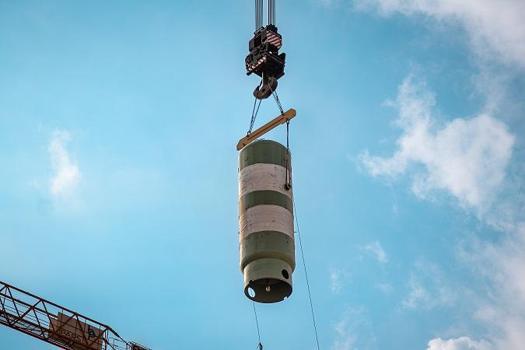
[459,226,525,350]
[336,2,525,346]
[402,276,429,309]
[360,76,515,215]
[330,268,344,294]
[331,308,374,350]
[332,316,356,350]
[376,282,393,294]
[49,130,81,198]
[402,276,453,309]
[354,0,525,69]
[330,267,352,294]
[347,2,524,346]
[402,261,455,310]
[427,336,493,350]
[362,241,388,263]
[358,75,523,348]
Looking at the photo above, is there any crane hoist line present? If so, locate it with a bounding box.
[0,280,149,350]
[238,0,297,305]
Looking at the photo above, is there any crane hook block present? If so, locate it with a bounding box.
[254,76,278,100]
[239,140,295,303]
[245,24,286,100]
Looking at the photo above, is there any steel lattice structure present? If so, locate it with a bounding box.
[0,280,148,350]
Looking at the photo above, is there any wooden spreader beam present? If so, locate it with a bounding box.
[237,108,296,151]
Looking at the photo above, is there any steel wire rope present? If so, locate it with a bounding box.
[272,90,285,115]
[249,96,262,134]
[248,78,265,134]
[255,0,263,30]
[293,197,321,350]
[268,0,275,25]
[277,97,321,349]
[252,302,264,349]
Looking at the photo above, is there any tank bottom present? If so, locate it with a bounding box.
[243,258,292,303]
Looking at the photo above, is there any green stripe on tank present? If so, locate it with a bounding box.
[240,231,295,270]
[240,190,293,212]
[239,140,291,170]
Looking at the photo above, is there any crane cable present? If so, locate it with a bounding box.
[284,104,320,349]
[248,78,265,134]
[252,302,264,349]
[246,80,286,136]
[271,90,284,115]
[275,93,322,349]
[294,197,321,350]
[248,96,262,134]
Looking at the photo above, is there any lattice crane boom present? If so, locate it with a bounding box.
[0,280,149,350]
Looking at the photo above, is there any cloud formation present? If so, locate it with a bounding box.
[427,336,493,350]
[360,76,514,214]
[348,3,524,348]
[332,317,356,350]
[354,0,525,69]
[362,241,388,263]
[330,268,346,294]
[360,76,524,348]
[459,227,525,350]
[402,261,454,310]
[49,130,81,198]
[331,308,373,350]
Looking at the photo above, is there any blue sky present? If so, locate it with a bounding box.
[1,1,524,349]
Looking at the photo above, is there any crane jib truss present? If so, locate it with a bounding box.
[0,280,148,350]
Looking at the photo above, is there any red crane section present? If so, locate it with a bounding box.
[0,280,148,350]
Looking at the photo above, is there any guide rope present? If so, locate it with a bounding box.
[294,198,321,350]
[252,302,263,350]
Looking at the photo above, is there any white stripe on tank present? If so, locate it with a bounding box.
[239,205,294,239]
[239,163,293,197]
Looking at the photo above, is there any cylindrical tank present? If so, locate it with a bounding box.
[239,140,295,303]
